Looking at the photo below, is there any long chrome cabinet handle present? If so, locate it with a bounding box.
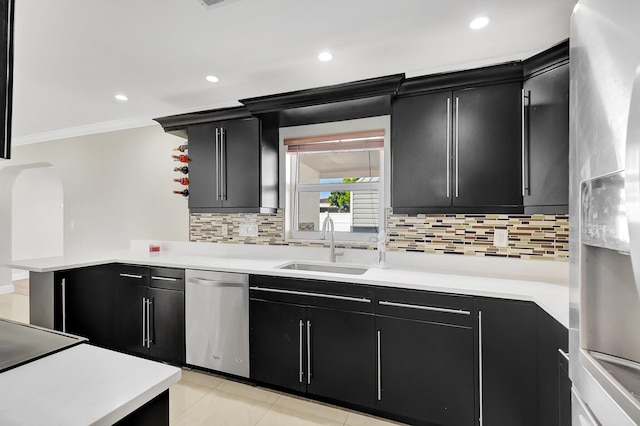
[61,278,66,333]
[446,97,451,198]
[377,330,382,401]
[142,298,146,347]
[151,276,177,282]
[478,310,484,426]
[379,300,471,316]
[221,127,227,201]
[215,127,221,200]
[307,320,312,385]
[250,286,371,303]
[299,320,304,383]
[147,299,152,348]
[455,97,460,198]
[120,273,143,279]
[522,89,530,196]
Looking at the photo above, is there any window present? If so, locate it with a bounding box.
[285,129,384,242]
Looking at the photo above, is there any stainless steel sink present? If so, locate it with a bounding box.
[277,262,368,275]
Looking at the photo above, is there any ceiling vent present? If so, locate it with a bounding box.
[198,0,241,9]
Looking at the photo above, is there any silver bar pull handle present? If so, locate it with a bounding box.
[142,298,146,347]
[249,286,371,303]
[147,298,153,348]
[119,273,143,279]
[558,348,570,362]
[446,97,451,198]
[151,276,177,282]
[61,278,66,333]
[478,310,484,426]
[221,127,227,200]
[307,320,312,385]
[215,127,221,200]
[522,89,530,196]
[455,97,460,198]
[299,320,304,383]
[377,330,382,401]
[379,300,471,315]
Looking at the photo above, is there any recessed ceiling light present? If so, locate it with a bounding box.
[206,75,219,83]
[115,94,128,101]
[318,51,333,62]
[469,16,490,30]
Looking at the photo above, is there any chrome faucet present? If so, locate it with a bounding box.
[321,214,342,262]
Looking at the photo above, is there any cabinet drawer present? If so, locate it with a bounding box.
[149,268,184,291]
[249,275,374,314]
[115,264,149,281]
[375,287,473,327]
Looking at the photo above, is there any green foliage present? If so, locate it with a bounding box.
[328,178,358,212]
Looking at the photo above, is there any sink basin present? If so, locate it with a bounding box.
[277,262,368,275]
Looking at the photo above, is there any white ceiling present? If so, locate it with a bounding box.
[11,0,576,145]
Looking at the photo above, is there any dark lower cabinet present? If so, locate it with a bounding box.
[249,277,376,409]
[60,264,117,348]
[115,266,185,366]
[476,298,538,426]
[376,316,475,426]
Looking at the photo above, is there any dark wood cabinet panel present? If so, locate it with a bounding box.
[250,299,307,393]
[63,265,116,349]
[221,118,260,209]
[149,287,185,366]
[392,92,451,208]
[306,307,376,409]
[376,315,475,426]
[391,82,522,212]
[523,63,569,213]
[455,82,522,207]
[115,274,148,358]
[476,298,537,426]
[186,123,221,209]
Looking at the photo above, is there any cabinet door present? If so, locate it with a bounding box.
[476,298,537,426]
[221,118,260,209]
[376,315,475,426]
[454,83,522,207]
[524,64,569,212]
[149,287,184,365]
[250,299,306,393]
[63,265,116,348]
[306,307,376,409]
[115,274,149,357]
[187,122,222,209]
[392,92,451,209]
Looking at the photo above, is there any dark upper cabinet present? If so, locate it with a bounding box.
[523,59,569,213]
[392,79,523,213]
[0,0,14,160]
[187,117,261,211]
[155,106,279,213]
[475,298,538,426]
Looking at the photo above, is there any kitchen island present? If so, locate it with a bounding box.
[0,320,181,425]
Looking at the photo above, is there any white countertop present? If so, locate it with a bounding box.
[7,243,570,328]
[0,344,181,425]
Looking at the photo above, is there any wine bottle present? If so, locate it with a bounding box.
[173,189,189,197]
[171,154,189,162]
[172,144,188,152]
[173,177,189,185]
[173,166,189,174]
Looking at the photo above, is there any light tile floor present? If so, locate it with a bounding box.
[0,292,405,425]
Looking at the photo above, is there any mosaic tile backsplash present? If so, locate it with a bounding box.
[190,211,569,261]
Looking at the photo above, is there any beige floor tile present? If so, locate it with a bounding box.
[345,411,407,426]
[214,379,280,405]
[0,293,29,323]
[256,405,344,426]
[170,388,272,426]
[273,394,349,424]
[180,368,225,389]
[169,381,213,421]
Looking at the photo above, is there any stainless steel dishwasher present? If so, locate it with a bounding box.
[185,270,249,378]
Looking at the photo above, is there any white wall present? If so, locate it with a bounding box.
[0,125,190,259]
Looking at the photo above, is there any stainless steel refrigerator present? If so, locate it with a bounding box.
[571,0,640,424]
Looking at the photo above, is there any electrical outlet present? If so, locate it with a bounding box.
[239,222,259,237]
[220,224,228,236]
[494,229,509,248]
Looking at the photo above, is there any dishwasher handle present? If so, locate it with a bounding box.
[187,277,247,288]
